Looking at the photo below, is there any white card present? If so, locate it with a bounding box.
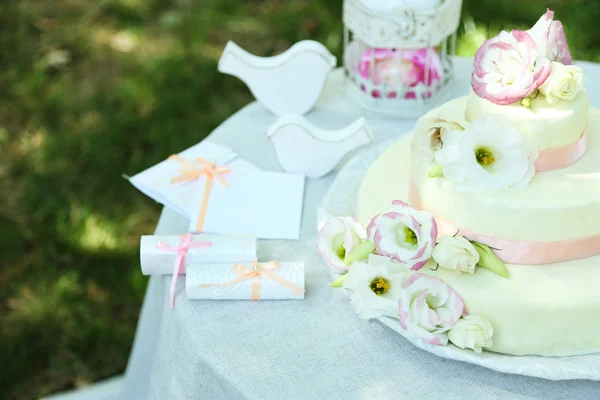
[188,165,305,240]
[129,141,254,218]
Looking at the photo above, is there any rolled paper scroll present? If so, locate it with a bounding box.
[186,261,305,300]
[140,234,257,275]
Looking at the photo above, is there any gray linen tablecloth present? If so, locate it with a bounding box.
[120,57,600,399]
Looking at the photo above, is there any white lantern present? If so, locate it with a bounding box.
[343,0,463,117]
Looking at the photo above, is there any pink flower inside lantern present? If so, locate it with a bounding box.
[342,0,462,116]
[357,47,445,99]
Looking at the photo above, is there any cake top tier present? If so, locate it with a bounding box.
[409,12,591,198]
[465,9,588,155]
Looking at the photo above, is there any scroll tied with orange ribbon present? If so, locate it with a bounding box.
[186,261,305,300]
[141,233,257,308]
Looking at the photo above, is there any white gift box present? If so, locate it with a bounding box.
[186,261,305,300]
[140,234,257,275]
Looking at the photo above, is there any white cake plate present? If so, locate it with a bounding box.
[317,139,600,381]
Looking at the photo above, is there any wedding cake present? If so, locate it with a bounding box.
[318,10,600,357]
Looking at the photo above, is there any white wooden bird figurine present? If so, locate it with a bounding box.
[267,115,373,179]
[218,40,337,116]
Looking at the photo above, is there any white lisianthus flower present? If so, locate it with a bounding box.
[343,260,408,320]
[539,62,584,104]
[398,273,465,345]
[432,236,480,274]
[448,315,494,353]
[317,217,367,271]
[366,254,407,273]
[411,109,468,162]
[367,200,438,271]
[435,116,539,193]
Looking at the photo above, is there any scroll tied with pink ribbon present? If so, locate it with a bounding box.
[141,233,257,307]
[186,261,305,300]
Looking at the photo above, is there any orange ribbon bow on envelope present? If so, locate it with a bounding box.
[199,261,304,300]
[169,155,231,232]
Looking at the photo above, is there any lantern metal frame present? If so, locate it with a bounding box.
[343,0,463,117]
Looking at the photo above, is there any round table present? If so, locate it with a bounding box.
[120,57,600,400]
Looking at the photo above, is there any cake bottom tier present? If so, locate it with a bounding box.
[357,135,600,357]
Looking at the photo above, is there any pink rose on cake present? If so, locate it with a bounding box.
[367,200,437,271]
[358,47,444,99]
[398,273,465,346]
[472,30,551,105]
[527,9,573,65]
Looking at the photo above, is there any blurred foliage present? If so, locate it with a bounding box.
[1,0,599,398]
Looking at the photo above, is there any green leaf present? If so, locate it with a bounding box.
[344,240,376,266]
[330,274,347,288]
[471,241,510,278]
[428,165,444,178]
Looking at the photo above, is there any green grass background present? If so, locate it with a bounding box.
[1,0,599,398]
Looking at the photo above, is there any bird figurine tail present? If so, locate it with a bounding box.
[218,41,247,78]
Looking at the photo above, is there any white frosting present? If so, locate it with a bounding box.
[425,257,600,356]
[466,89,589,151]
[410,97,600,242]
[357,134,600,356]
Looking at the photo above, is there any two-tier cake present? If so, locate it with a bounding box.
[318,10,600,357]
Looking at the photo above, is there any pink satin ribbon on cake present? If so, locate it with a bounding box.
[156,233,213,308]
[409,181,600,265]
[534,129,588,172]
[198,261,304,300]
[169,155,231,232]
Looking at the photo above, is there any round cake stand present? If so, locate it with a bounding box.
[317,139,600,381]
